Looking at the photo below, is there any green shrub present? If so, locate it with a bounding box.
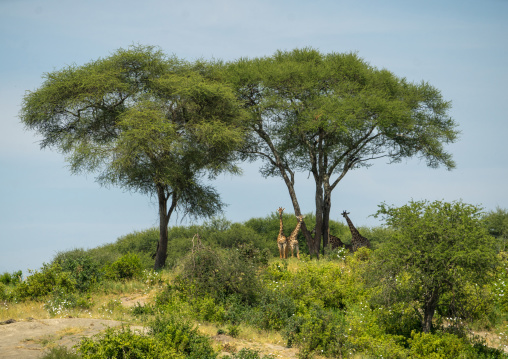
[253,290,296,330]
[14,263,76,300]
[176,245,261,304]
[407,330,470,359]
[78,326,182,359]
[53,250,103,292]
[149,316,217,359]
[0,270,22,285]
[226,348,274,359]
[131,302,155,316]
[104,253,143,280]
[284,261,347,310]
[282,305,348,358]
[40,345,81,359]
[0,283,8,301]
[375,302,421,339]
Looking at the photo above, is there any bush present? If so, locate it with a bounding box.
[176,245,261,304]
[227,348,274,359]
[53,250,103,292]
[0,283,9,301]
[407,330,471,359]
[104,253,143,280]
[253,290,296,331]
[78,326,182,359]
[149,316,217,359]
[14,263,76,300]
[0,270,22,285]
[282,305,348,358]
[41,346,81,359]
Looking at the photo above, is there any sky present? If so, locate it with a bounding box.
[1,0,507,275]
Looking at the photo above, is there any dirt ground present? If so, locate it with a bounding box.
[0,318,123,359]
[0,316,298,359]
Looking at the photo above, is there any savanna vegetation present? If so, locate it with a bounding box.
[1,203,508,358]
[14,45,506,358]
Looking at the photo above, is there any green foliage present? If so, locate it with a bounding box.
[225,348,274,359]
[14,263,76,301]
[484,207,508,251]
[78,326,182,359]
[53,249,103,292]
[40,346,81,359]
[283,305,348,358]
[114,229,159,267]
[104,253,143,280]
[0,283,8,301]
[406,330,493,359]
[252,290,296,331]
[131,302,155,317]
[284,261,349,310]
[408,331,463,358]
[494,257,508,309]
[149,316,217,359]
[175,244,262,304]
[0,270,22,285]
[372,200,499,332]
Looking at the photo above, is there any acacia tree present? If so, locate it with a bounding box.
[222,49,459,257]
[372,200,498,333]
[20,46,245,269]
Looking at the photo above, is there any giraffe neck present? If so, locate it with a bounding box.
[345,216,361,237]
[279,215,285,236]
[290,221,303,239]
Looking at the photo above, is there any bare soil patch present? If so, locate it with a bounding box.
[0,317,299,359]
[0,318,122,359]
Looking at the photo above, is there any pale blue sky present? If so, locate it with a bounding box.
[1,0,507,274]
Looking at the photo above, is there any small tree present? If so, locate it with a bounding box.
[20,46,245,269]
[483,207,508,251]
[372,200,498,333]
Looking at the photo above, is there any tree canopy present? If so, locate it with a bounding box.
[20,45,246,269]
[371,200,498,333]
[221,48,459,256]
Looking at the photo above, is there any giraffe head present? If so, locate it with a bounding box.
[277,207,285,216]
[341,210,350,217]
[296,215,305,222]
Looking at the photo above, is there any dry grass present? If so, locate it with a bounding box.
[0,300,50,321]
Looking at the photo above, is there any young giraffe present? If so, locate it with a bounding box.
[341,211,371,252]
[311,227,353,252]
[277,207,288,259]
[287,215,305,259]
[328,228,353,252]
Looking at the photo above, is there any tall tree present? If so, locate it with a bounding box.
[371,200,498,333]
[20,46,246,269]
[222,49,459,257]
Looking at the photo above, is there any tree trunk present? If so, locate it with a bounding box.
[312,179,325,256]
[153,185,176,270]
[323,189,332,251]
[422,291,439,333]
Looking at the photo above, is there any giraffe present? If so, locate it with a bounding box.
[328,228,353,252]
[277,207,288,259]
[287,215,305,259]
[341,211,371,252]
[311,227,353,252]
